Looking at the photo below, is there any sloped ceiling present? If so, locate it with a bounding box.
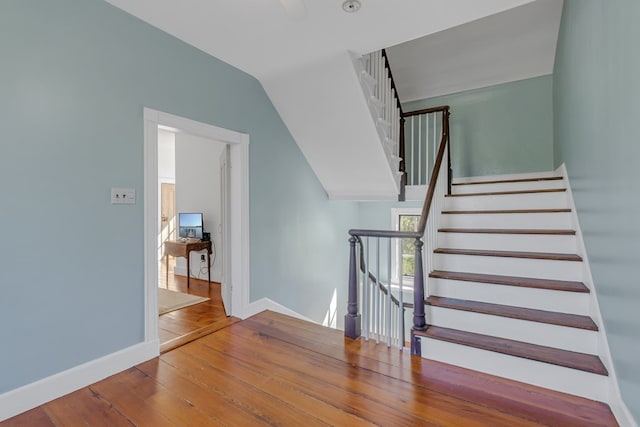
[103,0,562,200]
[385,0,564,102]
[103,0,540,83]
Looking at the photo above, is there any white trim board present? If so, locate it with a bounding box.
[0,341,158,422]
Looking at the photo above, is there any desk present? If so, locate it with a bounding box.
[164,240,212,288]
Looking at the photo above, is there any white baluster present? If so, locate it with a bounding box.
[375,237,380,344]
[387,239,392,347]
[396,239,405,348]
[376,52,383,100]
[363,237,369,340]
[418,114,422,185]
[411,116,415,185]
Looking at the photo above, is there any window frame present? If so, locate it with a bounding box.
[390,207,421,285]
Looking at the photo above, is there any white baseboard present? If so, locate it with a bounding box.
[240,297,315,323]
[0,340,159,422]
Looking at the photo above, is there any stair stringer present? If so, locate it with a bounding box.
[417,167,625,413]
[559,163,635,426]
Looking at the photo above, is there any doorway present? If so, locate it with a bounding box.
[143,108,250,348]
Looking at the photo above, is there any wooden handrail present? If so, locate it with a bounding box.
[380,49,406,200]
[381,49,404,116]
[417,108,450,234]
[349,105,451,237]
[345,99,452,353]
[349,229,421,239]
[403,105,449,117]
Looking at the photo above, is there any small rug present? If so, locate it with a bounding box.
[158,288,210,315]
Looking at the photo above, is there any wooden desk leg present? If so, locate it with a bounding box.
[186,253,190,289]
[207,251,211,284]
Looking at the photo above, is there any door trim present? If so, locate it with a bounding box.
[143,108,250,345]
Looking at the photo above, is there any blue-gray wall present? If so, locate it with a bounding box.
[404,76,554,178]
[0,0,357,393]
[554,0,640,420]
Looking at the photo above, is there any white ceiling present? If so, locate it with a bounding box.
[386,0,564,102]
[104,0,539,83]
[103,0,563,200]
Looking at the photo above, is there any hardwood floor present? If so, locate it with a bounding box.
[158,260,236,352]
[2,310,618,426]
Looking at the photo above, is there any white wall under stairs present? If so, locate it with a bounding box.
[418,169,624,411]
[262,52,399,201]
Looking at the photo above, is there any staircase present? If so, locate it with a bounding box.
[414,171,611,402]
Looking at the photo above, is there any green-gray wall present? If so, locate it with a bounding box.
[554,0,640,420]
[404,76,554,178]
[0,0,358,394]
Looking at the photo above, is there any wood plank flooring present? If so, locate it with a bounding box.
[2,309,618,426]
[158,260,236,349]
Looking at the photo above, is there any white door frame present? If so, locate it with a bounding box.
[143,108,250,345]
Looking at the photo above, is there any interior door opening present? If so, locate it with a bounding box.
[143,108,250,349]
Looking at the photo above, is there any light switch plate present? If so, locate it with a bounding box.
[111,188,136,204]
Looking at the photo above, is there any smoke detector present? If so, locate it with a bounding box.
[342,0,361,13]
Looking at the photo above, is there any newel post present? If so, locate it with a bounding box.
[411,238,427,355]
[345,236,361,339]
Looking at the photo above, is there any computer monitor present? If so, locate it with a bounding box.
[178,212,203,239]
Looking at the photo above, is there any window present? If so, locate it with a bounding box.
[399,214,419,277]
[391,208,421,284]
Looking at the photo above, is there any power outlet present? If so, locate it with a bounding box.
[200,254,206,262]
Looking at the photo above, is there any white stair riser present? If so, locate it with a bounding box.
[420,338,608,402]
[425,306,597,354]
[452,179,566,194]
[444,192,569,211]
[440,212,573,229]
[432,253,582,282]
[437,232,577,254]
[428,278,590,315]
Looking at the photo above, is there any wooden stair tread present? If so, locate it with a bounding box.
[452,176,563,186]
[434,248,583,262]
[446,188,566,197]
[417,326,608,376]
[429,270,590,293]
[438,228,576,235]
[442,208,571,214]
[426,296,598,331]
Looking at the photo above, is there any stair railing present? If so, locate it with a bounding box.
[346,107,451,355]
[403,106,451,190]
[359,49,405,195]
